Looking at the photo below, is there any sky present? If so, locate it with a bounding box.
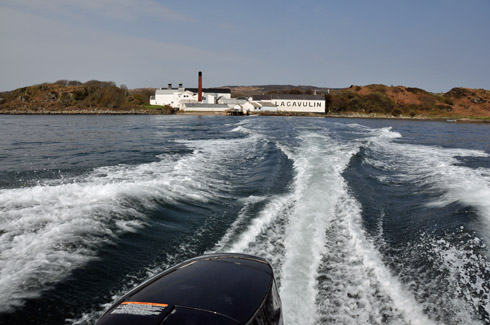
[1,0,489,92]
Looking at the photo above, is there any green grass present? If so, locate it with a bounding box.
[140,104,167,109]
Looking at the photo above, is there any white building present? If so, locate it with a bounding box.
[150,83,231,109]
[252,94,325,113]
[242,101,261,113]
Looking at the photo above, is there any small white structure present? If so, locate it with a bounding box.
[150,83,192,107]
[242,101,262,113]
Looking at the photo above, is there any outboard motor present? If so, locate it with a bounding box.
[97,253,283,324]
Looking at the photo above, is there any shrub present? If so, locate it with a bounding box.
[98,87,126,108]
[406,87,428,95]
[348,96,361,111]
[67,80,82,86]
[72,88,88,101]
[133,94,143,104]
[131,89,155,105]
[391,108,402,116]
[328,90,359,112]
[442,96,454,105]
[446,88,468,99]
[436,104,453,112]
[324,94,332,113]
[361,91,394,113]
[419,94,437,110]
[60,93,72,106]
[367,84,388,93]
[391,87,402,94]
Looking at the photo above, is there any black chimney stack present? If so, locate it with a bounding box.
[198,71,203,102]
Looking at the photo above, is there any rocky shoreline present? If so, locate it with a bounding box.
[1,109,489,123]
[0,109,170,115]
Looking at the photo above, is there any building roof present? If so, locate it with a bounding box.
[186,88,231,94]
[183,103,229,108]
[259,101,277,107]
[253,94,324,100]
[156,88,231,95]
[244,101,261,107]
[220,98,248,104]
[155,88,182,94]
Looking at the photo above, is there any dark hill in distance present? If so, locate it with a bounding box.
[224,85,343,97]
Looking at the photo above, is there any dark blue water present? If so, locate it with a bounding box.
[0,115,489,324]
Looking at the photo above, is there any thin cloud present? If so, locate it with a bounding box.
[1,0,195,23]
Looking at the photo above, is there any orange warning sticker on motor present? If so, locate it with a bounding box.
[111,301,168,316]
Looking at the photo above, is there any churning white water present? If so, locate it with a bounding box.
[216,124,439,324]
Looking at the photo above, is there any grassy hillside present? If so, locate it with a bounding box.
[0,80,175,114]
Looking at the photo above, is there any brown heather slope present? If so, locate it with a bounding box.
[327,85,490,119]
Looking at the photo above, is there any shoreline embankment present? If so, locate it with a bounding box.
[1,109,489,123]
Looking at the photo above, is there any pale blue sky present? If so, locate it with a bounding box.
[1,0,489,92]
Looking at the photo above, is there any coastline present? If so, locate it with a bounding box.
[0,109,165,115]
[1,109,489,123]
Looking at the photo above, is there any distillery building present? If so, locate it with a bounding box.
[150,72,231,110]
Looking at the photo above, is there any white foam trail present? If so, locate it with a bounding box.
[0,132,260,313]
[67,126,269,324]
[0,181,147,312]
[278,133,357,325]
[319,191,434,324]
[366,136,490,244]
[211,187,292,283]
[278,129,432,325]
[213,195,268,252]
[210,126,296,280]
[226,195,292,253]
[349,123,490,322]
[373,126,403,139]
[212,124,434,324]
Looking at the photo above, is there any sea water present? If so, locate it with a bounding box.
[0,115,489,324]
